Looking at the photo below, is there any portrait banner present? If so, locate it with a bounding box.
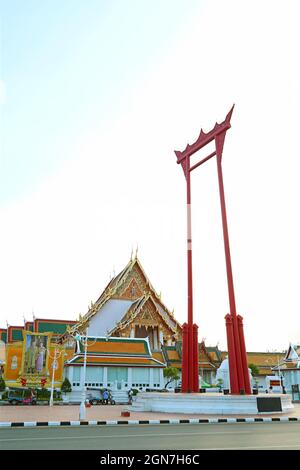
[22,331,51,375]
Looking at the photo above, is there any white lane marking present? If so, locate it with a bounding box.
[0,427,297,442]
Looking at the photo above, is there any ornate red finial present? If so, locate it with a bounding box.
[175,105,235,164]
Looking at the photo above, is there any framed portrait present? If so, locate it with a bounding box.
[22,331,51,375]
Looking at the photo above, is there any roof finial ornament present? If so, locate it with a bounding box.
[135,244,139,259]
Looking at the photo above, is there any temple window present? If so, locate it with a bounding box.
[130,286,136,296]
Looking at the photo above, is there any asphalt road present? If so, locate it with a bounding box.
[1,422,300,450]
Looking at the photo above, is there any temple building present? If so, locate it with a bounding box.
[0,255,287,394]
[272,344,300,394]
[63,255,182,392]
[1,319,76,389]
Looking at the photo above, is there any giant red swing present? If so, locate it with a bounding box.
[174,106,251,394]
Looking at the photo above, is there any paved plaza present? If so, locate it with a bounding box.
[1,402,300,424]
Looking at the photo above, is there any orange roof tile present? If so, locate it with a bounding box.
[152,352,165,363]
[281,362,299,369]
[78,338,151,356]
[87,339,148,355]
[246,352,285,367]
[169,362,182,369]
[167,350,181,361]
[168,362,214,370]
[70,356,163,367]
[208,351,219,361]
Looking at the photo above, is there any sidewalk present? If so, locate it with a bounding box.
[1,403,300,426]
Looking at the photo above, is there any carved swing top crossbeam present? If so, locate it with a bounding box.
[175,105,234,176]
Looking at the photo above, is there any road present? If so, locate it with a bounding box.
[1,422,300,450]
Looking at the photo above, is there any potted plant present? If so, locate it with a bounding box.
[253,378,259,395]
[217,378,224,392]
[129,388,139,402]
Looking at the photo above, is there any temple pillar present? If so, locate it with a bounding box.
[149,368,154,388]
[68,366,74,385]
[103,367,108,387]
[153,327,158,350]
[128,367,132,389]
[159,368,164,389]
[130,327,135,338]
[159,328,164,346]
[79,366,84,389]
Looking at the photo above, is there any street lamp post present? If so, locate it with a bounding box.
[277,356,285,394]
[44,344,63,407]
[73,326,96,420]
[48,347,63,407]
[81,328,88,420]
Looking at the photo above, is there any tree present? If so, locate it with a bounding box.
[0,377,6,392]
[163,367,180,388]
[248,363,260,377]
[61,378,72,394]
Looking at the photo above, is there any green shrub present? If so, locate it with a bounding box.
[0,377,6,392]
[61,378,72,393]
[36,388,51,400]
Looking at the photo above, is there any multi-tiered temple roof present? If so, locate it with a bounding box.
[70,255,181,349]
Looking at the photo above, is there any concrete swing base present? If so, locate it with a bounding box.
[129,392,294,415]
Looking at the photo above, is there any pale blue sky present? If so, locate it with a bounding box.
[1,0,200,203]
[1,1,300,351]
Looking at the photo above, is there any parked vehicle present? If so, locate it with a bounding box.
[7,393,24,405]
[87,389,115,405]
[7,388,37,405]
[87,395,102,405]
[22,395,37,405]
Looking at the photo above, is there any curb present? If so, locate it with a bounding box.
[1,416,300,427]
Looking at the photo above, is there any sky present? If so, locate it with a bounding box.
[1,0,300,352]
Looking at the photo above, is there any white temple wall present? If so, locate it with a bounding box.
[68,365,164,391]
